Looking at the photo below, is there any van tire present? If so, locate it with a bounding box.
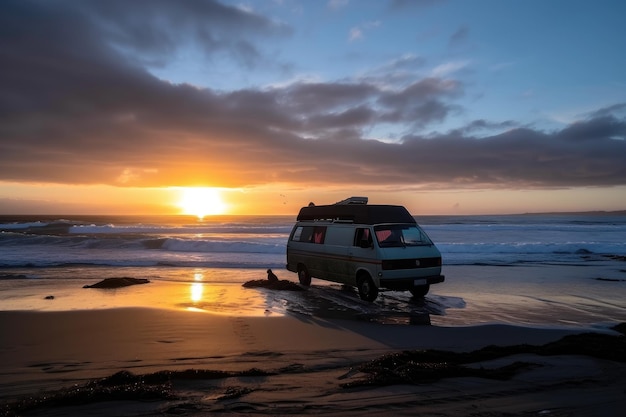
[410,285,430,298]
[297,265,311,286]
[357,273,378,302]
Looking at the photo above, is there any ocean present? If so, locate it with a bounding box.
[1,213,625,270]
[1,213,625,327]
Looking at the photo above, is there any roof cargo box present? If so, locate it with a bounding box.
[297,204,416,225]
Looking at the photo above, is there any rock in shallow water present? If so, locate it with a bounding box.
[242,279,304,291]
[83,277,150,289]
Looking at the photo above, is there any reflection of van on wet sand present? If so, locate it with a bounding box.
[286,197,444,301]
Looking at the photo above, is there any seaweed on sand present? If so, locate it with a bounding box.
[341,323,626,388]
[1,368,274,416]
[1,371,173,417]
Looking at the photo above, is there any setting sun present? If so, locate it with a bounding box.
[177,187,227,218]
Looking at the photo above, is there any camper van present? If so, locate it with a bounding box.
[286,197,444,301]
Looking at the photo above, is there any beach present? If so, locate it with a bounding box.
[1,270,625,417]
[3,0,626,413]
[1,214,625,415]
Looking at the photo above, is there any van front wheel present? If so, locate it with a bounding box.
[357,274,378,302]
[297,265,311,286]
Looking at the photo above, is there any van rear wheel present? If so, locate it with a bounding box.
[410,285,430,298]
[357,274,378,302]
[297,265,311,286]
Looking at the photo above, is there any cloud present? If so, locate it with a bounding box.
[90,0,291,68]
[586,103,626,119]
[449,25,470,47]
[328,0,349,10]
[357,54,428,88]
[431,60,471,77]
[349,27,364,42]
[348,20,381,42]
[1,0,625,191]
[450,119,519,135]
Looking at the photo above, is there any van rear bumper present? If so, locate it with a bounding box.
[380,275,445,290]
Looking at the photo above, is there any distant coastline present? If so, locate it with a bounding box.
[521,210,626,216]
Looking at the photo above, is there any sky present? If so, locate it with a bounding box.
[1,0,625,216]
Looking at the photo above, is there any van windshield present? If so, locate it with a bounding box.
[374,224,433,247]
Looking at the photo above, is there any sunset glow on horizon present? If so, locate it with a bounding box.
[177,188,228,219]
[1,1,625,215]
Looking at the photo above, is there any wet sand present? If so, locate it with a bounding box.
[3,264,625,327]
[1,307,625,416]
[1,264,625,416]
[0,300,624,414]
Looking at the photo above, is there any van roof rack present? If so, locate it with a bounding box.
[297,198,416,225]
[334,196,368,205]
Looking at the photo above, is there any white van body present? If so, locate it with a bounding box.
[286,197,444,301]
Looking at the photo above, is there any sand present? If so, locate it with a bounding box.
[1,304,625,417]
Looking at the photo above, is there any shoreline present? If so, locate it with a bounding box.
[2,263,625,329]
[1,307,625,416]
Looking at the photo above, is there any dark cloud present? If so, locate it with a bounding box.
[377,78,462,125]
[396,119,626,187]
[449,25,470,47]
[556,115,626,142]
[587,103,626,119]
[281,82,378,114]
[451,119,519,135]
[1,0,625,190]
[82,0,292,68]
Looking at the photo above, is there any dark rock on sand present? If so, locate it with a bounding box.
[242,279,304,291]
[243,268,303,291]
[44,295,55,300]
[83,277,150,289]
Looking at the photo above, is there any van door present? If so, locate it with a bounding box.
[322,225,353,283]
[347,227,378,285]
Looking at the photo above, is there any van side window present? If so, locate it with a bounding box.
[354,227,372,247]
[291,226,304,241]
[292,226,326,244]
[313,226,326,244]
